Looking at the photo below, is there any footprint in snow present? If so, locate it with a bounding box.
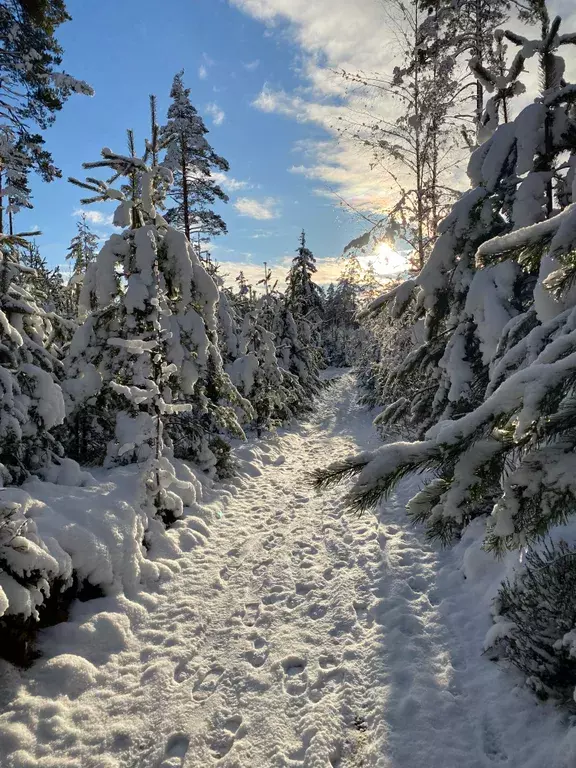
[318,653,339,670]
[323,567,335,581]
[353,600,375,628]
[295,580,319,595]
[244,634,269,668]
[219,565,231,582]
[173,659,196,684]
[159,732,189,767]
[262,585,289,606]
[192,665,225,702]
[227,546,242,559]
[252,558,273,577]
[240,601,261,627]
[307,602,328,621]
[206,713,244,759]
[280,655,308,697]
[263,531,285,550]
[308,664,345,703]
[482,714,508,762]
[292,540,319,560]
[407,575,429,594]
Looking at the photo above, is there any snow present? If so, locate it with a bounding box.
[228,352,259,396]
[19,365,66,431]
[464,261,520,365]
[0,374,573,767]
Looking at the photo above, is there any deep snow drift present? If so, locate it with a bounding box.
[0,373,575,767]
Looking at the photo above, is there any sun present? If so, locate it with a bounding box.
[359,242,408,277]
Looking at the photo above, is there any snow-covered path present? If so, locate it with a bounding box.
[0,373,573,768]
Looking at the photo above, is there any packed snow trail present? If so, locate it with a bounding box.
[0,373,574,767]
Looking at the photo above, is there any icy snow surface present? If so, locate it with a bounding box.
[0,374,574,767]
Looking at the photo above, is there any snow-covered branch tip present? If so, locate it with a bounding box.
[309,457,369,491]
[358,279,417,320]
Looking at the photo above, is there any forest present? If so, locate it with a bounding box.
[1,0,576,766]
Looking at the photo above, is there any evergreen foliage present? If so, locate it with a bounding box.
[284,230,325,376]
[0,0,92,228]
[160,71,229,243]
[322,257,363,367]
[0,245,66,484]
[285,231,324,320]
[65,213,98,315]
[315,8,576,557]
[487,539,576,702]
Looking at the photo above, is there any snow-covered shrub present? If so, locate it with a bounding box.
[0,488,73,664]
[486,540,576,702]
[0,490,72,623]
[314,13,576,551]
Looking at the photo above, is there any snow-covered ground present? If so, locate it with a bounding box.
[0,373,575,767]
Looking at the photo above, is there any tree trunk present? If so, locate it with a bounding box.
[0,170,3,235]
[180,134,190,241]
[474,0,484,129]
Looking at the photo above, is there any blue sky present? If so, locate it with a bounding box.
[18,0,374,288]
[18,0,576,288]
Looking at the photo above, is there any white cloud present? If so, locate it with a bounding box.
[230,0,421,213]
[73,208,115,227]
[216,255,344,289]
[234,196,280,220]
[205,102,225,126]
[243,59,261,71]
[232,0,576,215]
[211,171,251,192]
[250,229,275,239]
[198,64,208,79]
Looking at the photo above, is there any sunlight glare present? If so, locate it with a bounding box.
[359,242,408,277]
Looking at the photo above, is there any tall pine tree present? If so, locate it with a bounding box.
[160,71,229,245]
[0,0,92,232]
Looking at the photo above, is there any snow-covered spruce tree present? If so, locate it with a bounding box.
[314,11,576,550]
[159,71,228,243]
[285,230,324,323]
[228,307,302,434]
[273,301,321,405]
[65,212,99,315]
[233,270,255,316]
[217,281,305,432]
[63,138,186,477]
[0,240,66,485]
[170,244,252,475]
[285,230,325,375]
[322,261,362,367]
[64,128,248,479]
[355,281,423,433]
[21,242,71,317]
